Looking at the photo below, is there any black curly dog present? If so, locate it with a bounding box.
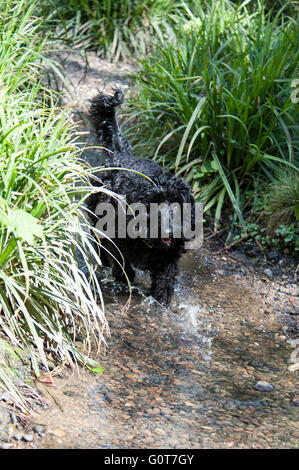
[86,89,195,305]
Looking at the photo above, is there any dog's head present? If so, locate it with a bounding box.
[92,173,196,250]
[123,181,195,251]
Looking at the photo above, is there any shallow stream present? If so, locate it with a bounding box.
[32,250,298,448]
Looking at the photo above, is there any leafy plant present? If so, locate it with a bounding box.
[125,0,299,237]
[262,169,299,228]
[36,0,176,59]
[275,223,299,250]
[257,168,299,251]
[0,0,108,409]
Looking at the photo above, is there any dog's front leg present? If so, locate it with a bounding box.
[150,262,178,306]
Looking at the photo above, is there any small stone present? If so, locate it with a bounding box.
[223,403,236,411]
[63,390,77,397]
[288,362,299,372]
[286,339,299,348]
[13,432,22,441]
[263,269,273,279]
[289,349,299,364]
[253,381,275,392]
[22,433,33,442]
[33,425,45,435]
[184,401,193,407]
[291,398,299,407]
[0,391,10,402]
[155,428,167,435]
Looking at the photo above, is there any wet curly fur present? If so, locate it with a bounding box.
[86,89,195,306]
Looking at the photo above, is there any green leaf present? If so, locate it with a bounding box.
[87,365,104,374]
[212,152,246,229]
[175,97,206,171]
[9,209,43,244]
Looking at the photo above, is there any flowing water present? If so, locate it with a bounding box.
[31,249,298,449]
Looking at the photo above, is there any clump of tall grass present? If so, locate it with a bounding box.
[262,169,299,230]
[238,0,299,17]
[37,0,176,59]
[0,0,108,410]
[126,0,299,236]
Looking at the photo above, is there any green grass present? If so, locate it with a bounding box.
[262,168,299,230]
[37,0,176,59]
[35,0,299,61]
[0,0,108,410]
[125,0,299,237]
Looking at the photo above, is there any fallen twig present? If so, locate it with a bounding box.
[215,235,248,254]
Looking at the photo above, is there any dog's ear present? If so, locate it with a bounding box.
[179,189,192,203]
[175,182,193,204]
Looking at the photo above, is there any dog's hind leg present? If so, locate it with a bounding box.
[149,262,178,306]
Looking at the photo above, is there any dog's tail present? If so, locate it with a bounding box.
[89,89,130,154]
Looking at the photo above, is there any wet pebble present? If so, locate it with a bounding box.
[288,363,299,372]
[253,381,275,392]
[0,391,10,402]
[22,433,34,442]
[223,403,236,411]
[63,390,77,397]
[264,269,273,279]
[291,398,299,407]
[33,425,45,435]
[289,349,299,364]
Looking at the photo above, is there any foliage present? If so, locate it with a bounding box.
[235,167,299,252]
[242,221,299,253]
[258,168,299,251]
[125,0,299,238]
[0,0,108,409]
[36,0,176,59]
[262,168,299,227]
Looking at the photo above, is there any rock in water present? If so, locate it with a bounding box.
[263,269,273,279]
[253,381,275,392]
